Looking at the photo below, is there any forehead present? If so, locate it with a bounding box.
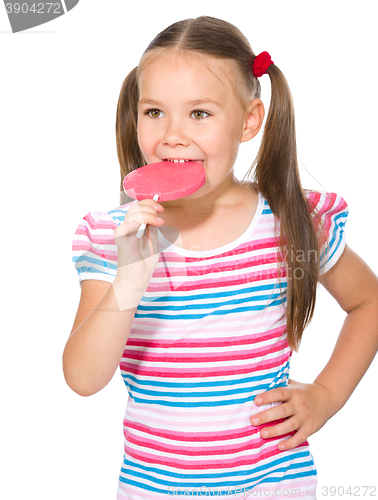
[138,49,241,104]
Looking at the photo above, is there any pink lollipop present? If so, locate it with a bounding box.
[123,161,206,238]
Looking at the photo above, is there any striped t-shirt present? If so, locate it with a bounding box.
[72,189,349,500]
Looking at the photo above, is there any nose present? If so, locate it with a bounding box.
[162,118,190,147]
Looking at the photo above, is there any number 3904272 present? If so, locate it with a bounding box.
[5,3,63,14]
[322,486,376,496]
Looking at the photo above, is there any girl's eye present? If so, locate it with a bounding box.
[191,110,210,120]
[146,109,164,118]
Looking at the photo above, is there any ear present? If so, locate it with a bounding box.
[240,98,265,143]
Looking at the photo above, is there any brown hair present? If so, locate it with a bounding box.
[115,16,324,351]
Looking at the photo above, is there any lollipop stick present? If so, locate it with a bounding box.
[136,194,159,239]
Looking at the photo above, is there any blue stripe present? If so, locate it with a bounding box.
[137,292,284,312]
[119,469,317,495]
[123,378,288,400]
[134,297,287,320]
[73,254,117,270]
[320,222,346,271]
[120,455,316,489]
[129,382,288,407]
[121,450,312,480]
[74,266,115,277]
[143,283,287,303]
[121,362,290,389]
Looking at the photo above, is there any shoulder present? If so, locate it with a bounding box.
[74,200,137,236]
[72,200,137,257]
[303,190,349,241]
[106,200,138,227]
[72,200,137,285]
[302,189,350,276]
[303,189,348,217]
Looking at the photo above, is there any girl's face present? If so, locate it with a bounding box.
[137,49,256,209]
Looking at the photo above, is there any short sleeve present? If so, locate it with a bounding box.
[72,210,120,286]
[306,190,349,276]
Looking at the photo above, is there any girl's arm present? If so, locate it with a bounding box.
[62,279,144,397]
[249,244,378,450]
[313,244,378,416]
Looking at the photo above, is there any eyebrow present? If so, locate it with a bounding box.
[138,98,221,107]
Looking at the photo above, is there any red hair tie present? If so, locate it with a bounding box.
[252,51,274,78]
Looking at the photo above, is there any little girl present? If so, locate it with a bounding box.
[64,16,378,500]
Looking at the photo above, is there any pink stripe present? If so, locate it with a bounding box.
[119,351,291,377]
[130,306,283,332]
[125,401,272,425]
[122,339,288,363]
[126,397,282,420]
[83,212,118,231]
[159,238,280,263]
[72,240,118,261]
[126,325,286,348]
[117,487,167,500]
[307,192,348,249]
[73,230,116,244]
[124,420,260,440]
[123,441,308,469]
[124,418,292,446]
[158,252,281,275]
[147,268,287,290]
[129,319,286,340]
[125,411,279,431]
[72,240,117,256]
[321,196,347,246]
[124,427,294,455]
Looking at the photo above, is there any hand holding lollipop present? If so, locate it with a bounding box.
[123,160,206,239]
[113,160,206,293]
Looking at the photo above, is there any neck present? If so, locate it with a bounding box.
[160,172,245,215]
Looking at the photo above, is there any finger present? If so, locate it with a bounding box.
[137,198,165,212]
[259,416,300,439]
[124,211,165,231]
[250,402,293,426]
[126,199,164,221]
[144,224,160,257]
[146,225,154,255]
[277,430,308,451]
[254,387,291,406]
[114,220,139,239]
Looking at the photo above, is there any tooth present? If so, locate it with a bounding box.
[174,159,179,163]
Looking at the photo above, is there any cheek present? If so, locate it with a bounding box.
[210,127,241,159]
[137,121,153,154]
[203,119,242,153]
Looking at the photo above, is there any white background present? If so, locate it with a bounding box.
[1,1,377,499]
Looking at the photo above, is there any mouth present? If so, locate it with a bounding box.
[163,159,204,165]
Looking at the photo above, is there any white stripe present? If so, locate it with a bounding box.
[61,1,68,14]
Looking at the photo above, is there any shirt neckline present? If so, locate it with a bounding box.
[158,190,265,257]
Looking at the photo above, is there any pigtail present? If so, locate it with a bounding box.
[248,64,320,351]
[116,67,145,198]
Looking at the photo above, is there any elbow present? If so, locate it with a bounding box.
[62,368,93,397]
[63,372,100,397]
[62,353,101,398]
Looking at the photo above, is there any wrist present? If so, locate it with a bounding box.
[312,379,346,419]
[112,276,146,311]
